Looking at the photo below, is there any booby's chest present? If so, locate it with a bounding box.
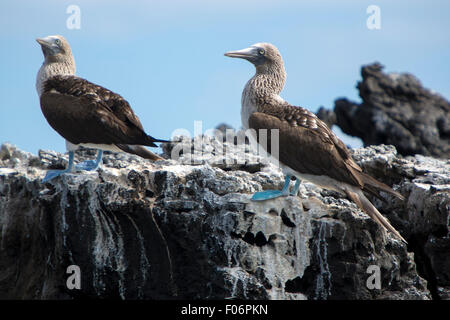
[241,88,258,130]
[36,62,76,97]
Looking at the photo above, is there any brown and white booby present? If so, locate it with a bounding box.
[225,43,406,243]
[36,35,166,182]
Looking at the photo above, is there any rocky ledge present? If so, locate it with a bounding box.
[0,137,448,300]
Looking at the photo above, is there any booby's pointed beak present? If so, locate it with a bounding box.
[224,47,258,59]
[36,37,53,48]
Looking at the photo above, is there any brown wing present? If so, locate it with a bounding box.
[40,75,158,147]
[248,104,364,188]
[45,75,148,131]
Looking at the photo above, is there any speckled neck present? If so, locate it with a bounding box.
[240,60,287,129]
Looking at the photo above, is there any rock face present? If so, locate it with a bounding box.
[0,138,448,300]
[324,63,450,158]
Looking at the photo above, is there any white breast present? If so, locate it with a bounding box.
[240,83,257,130]
[36,65,50,97]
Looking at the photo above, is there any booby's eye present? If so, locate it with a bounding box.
[258,49,265,55]
[55,39,61,46]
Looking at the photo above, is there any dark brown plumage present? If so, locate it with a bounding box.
[115,144,163,161]
[249,104,404,201]
[36,35,165,162]
[40,75,166,151]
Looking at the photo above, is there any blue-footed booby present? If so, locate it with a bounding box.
[225,43,406,243]
[36,35,166,182]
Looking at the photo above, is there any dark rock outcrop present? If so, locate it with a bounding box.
[321,63,450,158]
[316,107,337,129]
[1,138,448,300]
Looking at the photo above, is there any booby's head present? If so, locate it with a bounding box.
[225,42,286,93]
[35,35,76,95]
[36,35,73,62]
[225,43,283,69]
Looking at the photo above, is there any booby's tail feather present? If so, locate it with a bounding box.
[148,135,170,144]
[116,144,163,161]
[358,171,405,201]
[345,188,407,244]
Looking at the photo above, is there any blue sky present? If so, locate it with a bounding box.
[0,0,449,154]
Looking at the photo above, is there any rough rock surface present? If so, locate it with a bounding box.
[0,138,448,300]
[320,63,450,158]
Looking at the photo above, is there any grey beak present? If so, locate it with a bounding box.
[36,37,53,48]
[224,47,258,59]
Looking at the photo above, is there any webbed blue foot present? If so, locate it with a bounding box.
[42,151,74,182]
[75,150,103,171]
[251,189,289,201]
[42,169,70,182]
[251,174,292,201]
[75,160,100,171]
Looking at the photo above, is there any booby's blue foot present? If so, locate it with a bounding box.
[42,169,70,182]
[75,160,100,171]
[42,151,74,182]
[75,150,103,171]
[251,189,288,201]
[251,174,292,201]
[290,179,301,196]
